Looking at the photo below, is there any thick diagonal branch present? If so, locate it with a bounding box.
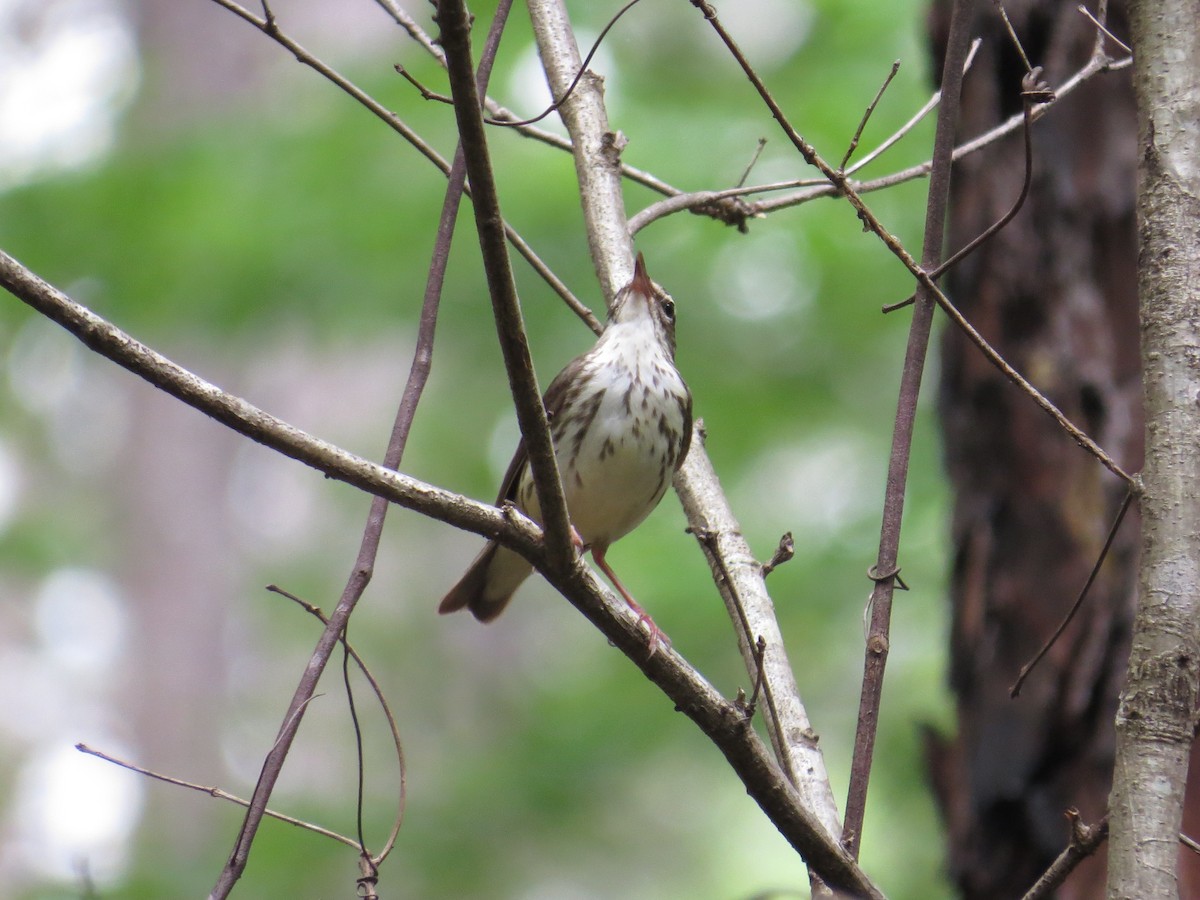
[0,246,881,898]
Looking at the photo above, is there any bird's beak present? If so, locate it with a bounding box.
[630,252,653,298]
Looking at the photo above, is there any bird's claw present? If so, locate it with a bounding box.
[636,611,670,658]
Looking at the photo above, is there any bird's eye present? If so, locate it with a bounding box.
[660,298,675,320]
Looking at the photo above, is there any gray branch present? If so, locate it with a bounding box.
[526,0,844,865]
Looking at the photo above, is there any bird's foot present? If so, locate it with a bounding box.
[634,609,670,658]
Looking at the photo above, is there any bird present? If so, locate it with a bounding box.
[439,253,692,653]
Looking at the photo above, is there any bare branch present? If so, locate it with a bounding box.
[840,60,901,172]
[0,249,532,551]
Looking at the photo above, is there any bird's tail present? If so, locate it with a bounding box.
[438,541,533,622]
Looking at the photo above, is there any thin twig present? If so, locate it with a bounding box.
[847,40,981,176]
[486,0,646,127]
[75,743,365,850]
[737,138,769,188]
[840,61,901,172]
[1080,1,1132,55]
[882,67,1054,313]
[929,280,1133,485]
[993,0,1034,74]
[1011,487,1136,697]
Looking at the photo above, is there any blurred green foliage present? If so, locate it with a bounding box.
[0,1,955,897]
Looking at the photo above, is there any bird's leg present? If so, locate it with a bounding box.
[591,544,668,656]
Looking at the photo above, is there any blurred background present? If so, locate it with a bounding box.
[0,0,952,896]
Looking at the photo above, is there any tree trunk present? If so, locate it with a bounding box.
[925,3,1144,896]
[1108,1,1200,897]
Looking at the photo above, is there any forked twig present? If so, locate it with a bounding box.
[1078,3,1131,54]
[1020,810,1110,900]
[268,585,408,862]
[75,744,365,849]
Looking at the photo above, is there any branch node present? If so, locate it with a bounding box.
[761,532,795,577]
[736,636,769,722]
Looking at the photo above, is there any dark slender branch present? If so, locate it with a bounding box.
[843,0,978,861]
[737,138,769,188]
[437,0,574,564]
[1011,487,1136,697]
[341,629,372,872]
[927,277,1133,484]
[208,6,515,893]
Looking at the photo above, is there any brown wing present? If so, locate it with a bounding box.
[493,352,590,505]
[676,389,694,471]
